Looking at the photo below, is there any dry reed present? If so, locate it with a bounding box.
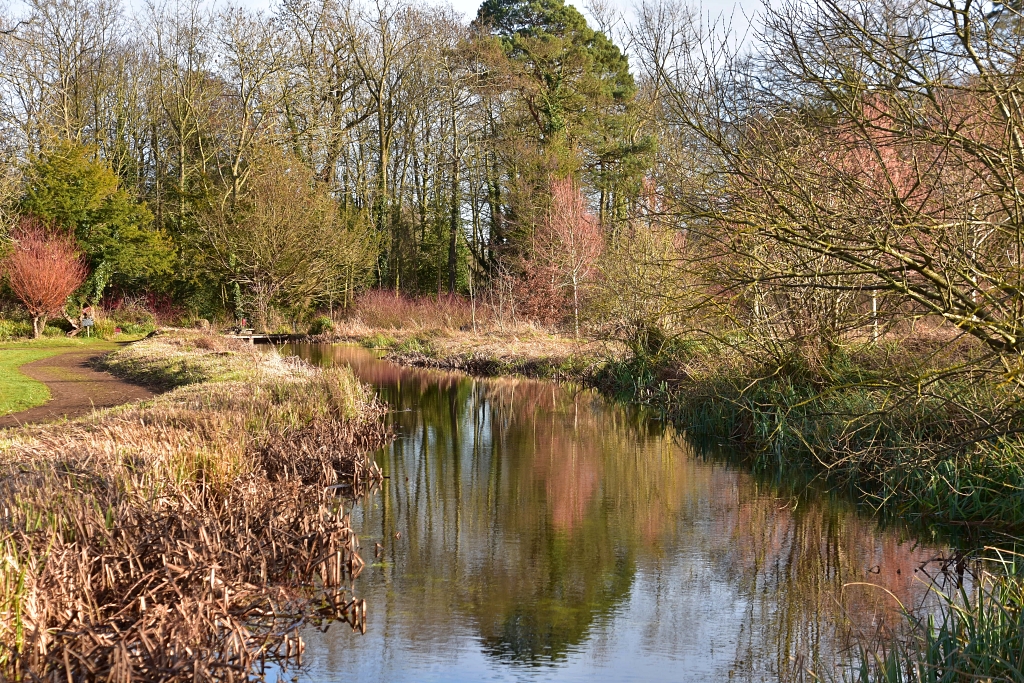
[342,289,486,331]
[0,332,390,680]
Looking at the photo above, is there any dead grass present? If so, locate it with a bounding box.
[322,290,620,380]
[331,324,622,382]
[423,329,603,361]
[0,331,390,680]
[100,329,300,389]
[342,290,487,331]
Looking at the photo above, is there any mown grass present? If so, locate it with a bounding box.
[0,337,117,350]
[0,339,119,416]
[0,349,57,415]
[0,331,390,680]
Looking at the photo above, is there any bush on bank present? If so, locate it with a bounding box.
[592,335,1024,530]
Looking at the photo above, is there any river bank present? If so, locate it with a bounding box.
[0,331,390,680]
[326,326,1022,533]
[322,325,614,382]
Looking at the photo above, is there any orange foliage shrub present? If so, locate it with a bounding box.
[519,177,603,335]
[3,216,88,338]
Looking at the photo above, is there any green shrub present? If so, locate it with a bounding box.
[361,332,396,349]
[0,319,65,340]
[109,304,155,328]
[90,318,118,339]
[103,304,157,337]
[394,336,431,354]
[308,315,334,336]
[0,319,31,340]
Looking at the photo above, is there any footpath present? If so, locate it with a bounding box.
[0,347,154,428]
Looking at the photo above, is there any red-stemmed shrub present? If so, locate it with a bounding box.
[3,216,88,338]
[520,177,603,336]
[348,289,485,330]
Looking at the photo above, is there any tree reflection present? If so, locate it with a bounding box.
[288,344,947,679]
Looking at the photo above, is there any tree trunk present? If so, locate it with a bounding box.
[572,276,580,339]
[33,315,47,339]
[448,158,460,294]
[448,83,461,294]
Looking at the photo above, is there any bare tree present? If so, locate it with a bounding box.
[631,0,1024,365]
[213,9,286,206]
[592,180,690,354]
[0,0,125,148]
[339,0,426,282]
[533,177,604,337]
[146,0,218,230]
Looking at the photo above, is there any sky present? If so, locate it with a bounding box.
[6,0,766,43]
[437,0,757,26]
[118,0,763,34]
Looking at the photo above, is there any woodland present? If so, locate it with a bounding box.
[0,0,651,333]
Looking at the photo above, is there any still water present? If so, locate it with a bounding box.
[282,343,948,683]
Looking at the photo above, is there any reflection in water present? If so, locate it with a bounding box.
[282,344,948,683]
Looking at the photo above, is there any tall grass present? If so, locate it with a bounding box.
[344,289,485,330]
[851,553,1024,682]
[0,331,390,680]
[595,338,1024,529]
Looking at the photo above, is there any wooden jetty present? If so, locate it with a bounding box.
[225,333,307,344]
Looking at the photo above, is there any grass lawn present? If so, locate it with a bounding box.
[0,338,118,416]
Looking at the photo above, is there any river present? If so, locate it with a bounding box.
[281,343,950,683]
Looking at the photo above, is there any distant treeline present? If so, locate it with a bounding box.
[3,0,1024,362]
[0,0,652,328]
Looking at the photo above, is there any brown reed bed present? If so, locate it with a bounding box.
[342,289,487,331]
[0,331,390,680]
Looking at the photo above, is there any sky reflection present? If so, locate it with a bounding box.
[282,344,949,683]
